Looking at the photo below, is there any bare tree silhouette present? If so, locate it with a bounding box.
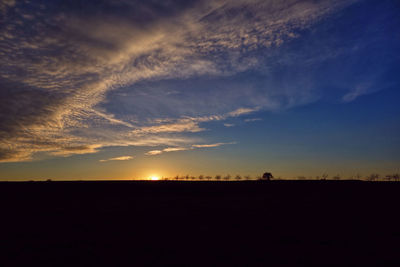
[224,174,231,180]
[321,173,328,180]
[235,175,242,180]
[206,176,212,180]
[367,173,380,181]
[394,174,400,181]
[215,175,221,180]
[333,174,341,180]
[198,175,204,180]
[385,174,393,181]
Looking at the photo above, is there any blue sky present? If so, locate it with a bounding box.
[0,0,399,179]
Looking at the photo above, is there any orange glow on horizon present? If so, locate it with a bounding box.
[149,175,160,181]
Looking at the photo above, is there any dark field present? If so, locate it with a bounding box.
[1,181,399,266]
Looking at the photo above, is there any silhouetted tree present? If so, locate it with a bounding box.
[224,174,231,180]
[185,175,189,180]
[244,175,251,180]
[367,173,379,181]
[262,172,273,180]
[321,173,328,180]
[215,175,221,180]
[333,174,341,180]
[205,176,212,180]
[175,175,179,180]
[235,175,242,180]
[393,174,400,181]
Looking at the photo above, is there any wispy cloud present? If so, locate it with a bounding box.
[192,142,236,148]
[133,120,205,135]
[145,150,163,156]
[163,147,188,152]
[99,156,134,162]
[228,108,259,117]
[50,145,102,156]
[0,0,15,14]
[145,142,236,156]
[223,123,235,127]
[133,107,257,136]
[342,83,374,103]
[145,147,188,156]
[0,0,360,162]
[244,118,262,122]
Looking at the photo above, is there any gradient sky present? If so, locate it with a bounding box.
[0,0,399,180]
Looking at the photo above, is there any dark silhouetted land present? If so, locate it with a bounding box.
[1,180,399,266]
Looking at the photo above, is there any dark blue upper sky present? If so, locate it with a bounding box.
[0,0,399,179]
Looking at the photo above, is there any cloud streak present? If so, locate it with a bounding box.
[244,118,262,122]
[192,142,236,148]
[99,156,134,162]
[145,147,189,156]
[145,142,236,156]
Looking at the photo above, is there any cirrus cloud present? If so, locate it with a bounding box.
[145,142,236,156]
[0,0,361,162]
[99,156,134,162]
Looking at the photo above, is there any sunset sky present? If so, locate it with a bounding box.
[0,0,399,180]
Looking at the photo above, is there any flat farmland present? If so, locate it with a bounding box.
[1,181,399,266]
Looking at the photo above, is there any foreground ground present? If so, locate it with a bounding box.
[1,180,399,266]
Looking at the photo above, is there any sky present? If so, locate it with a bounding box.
[0,0,399,180]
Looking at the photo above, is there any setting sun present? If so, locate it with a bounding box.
[149,175,160,181]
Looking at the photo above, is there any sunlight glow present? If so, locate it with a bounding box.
[149,175,160,181]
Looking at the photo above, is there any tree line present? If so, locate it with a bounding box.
[159,173,400,181]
